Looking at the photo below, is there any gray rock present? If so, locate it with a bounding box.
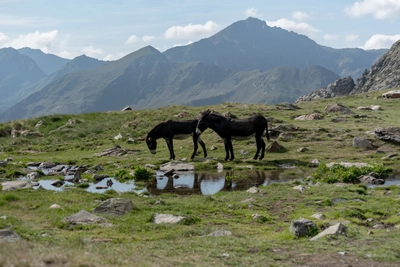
[290,218,317,238]
[353,137,375,149]
[0,229,22,242]
[39,161,56,169]
[93,198,134,216]
[324,103,355,114]
[375,127,400,145]
[311,212,325,220]
[1,180,32,191]
[62,210,111,226]
[0,161,6,167]
[27,171,42,179]
[152,213,194,224]
[294,113,322,120]
[159,161,194,172]
[310,223,347,241]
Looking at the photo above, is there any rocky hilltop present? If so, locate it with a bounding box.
[295,39,400,103]
[295,76,355,104]
[351,40,400,93]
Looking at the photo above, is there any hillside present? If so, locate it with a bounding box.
[0,48,47,112]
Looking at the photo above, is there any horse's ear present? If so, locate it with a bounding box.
[204,109,211,115]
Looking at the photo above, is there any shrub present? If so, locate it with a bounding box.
[133,166,154,181]
[313,163,391,184]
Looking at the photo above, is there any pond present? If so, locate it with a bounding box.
[29,167,400,195]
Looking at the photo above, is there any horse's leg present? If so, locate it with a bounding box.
[198,136,207,158]
[191,135,199,159]
[166,138,175,160]
[253,134,262,159]
[223,139,230,161]
[227,138,234,161]
[259,138,266,160]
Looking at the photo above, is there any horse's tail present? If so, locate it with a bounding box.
[265,121,270,141]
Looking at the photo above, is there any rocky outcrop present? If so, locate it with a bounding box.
[295,76,355,103]
[352,40,400,93]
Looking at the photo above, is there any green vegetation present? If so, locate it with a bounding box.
[0,88,400,266]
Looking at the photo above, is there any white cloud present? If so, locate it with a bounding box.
[266,18,319,37]
[125,35,139,44]
[323,34,339,41]
[360,34,400,49]
[142,35,155,42]
[3,30,59,53]
[345,0,400,19]
[345,34,359,42]
[245,8,262,18]
[164,21,220,39]
[292,11,309,21]
[0,32,9,44]
[83,44,103,58]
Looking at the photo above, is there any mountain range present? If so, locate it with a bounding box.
[0,17,391,122]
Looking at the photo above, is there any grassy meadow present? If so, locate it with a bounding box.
[1,88,400,266]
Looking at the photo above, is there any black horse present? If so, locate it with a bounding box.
[146,119,207,160]
[196,109,270,161]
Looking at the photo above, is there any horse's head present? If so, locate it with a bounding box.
[146,136,157,154]
[196,109,211,135]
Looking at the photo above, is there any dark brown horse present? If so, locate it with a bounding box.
[196,110,269,161]
[146,119,207,160]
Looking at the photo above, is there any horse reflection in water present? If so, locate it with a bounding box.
[147,170,268,195]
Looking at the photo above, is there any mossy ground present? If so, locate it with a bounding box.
[1,89,400,266]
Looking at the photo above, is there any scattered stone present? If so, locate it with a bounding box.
[278,132,292,141]
[127,138,135,143]
[252,214,268,223]
[310,223,347,241]
[293,185,306,193]
[93,174,109,181]
[145,164,156,169]
[311,212,325,220]
[62,210,111,226]
[159,161,194,172]
[382,90,400,99]
[50,204,62,209]
[0,161,7,167]
[114,133,122,140]
[0,229,22,242]
[51,180,64,187]
[375,127,400,145]
[331,117,346,123]
[266,140,285,153]
[39,161,56,169]
[353,137,375,149]
[210,145,217,151]
[382,153,398,160]
[207,230,232,237]
[359,173,385,185]
[326,162,371,168]
[310,159,320,167]
[275,103,300,110]
[240,149,249,155]
[26,171,42,179]
[297,147,308,152]
[94,144,139,156]
[1,180,32,191]
[152,213,194,224]
[93,198,133,216]
[246,187,259,193]
[290,218,317,238]
[294,113,322,120]
[122,106,132,111]
[324,103,354,114]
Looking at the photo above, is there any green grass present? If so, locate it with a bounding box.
[1,88,400,266]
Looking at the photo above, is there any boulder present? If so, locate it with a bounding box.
[1,180,32,191]
[62,210,111,226]
[152,213,194,224]
[353,137,375,149]
[294,113,322,120]
[290,218,317,238]
[382,90,400,99]
[0,229,22,242]
[310,223,347,241]
[159,162,194,172]
[93,198,134,216]
[324,103,354,114]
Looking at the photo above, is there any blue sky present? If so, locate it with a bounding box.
[1,0,399,60]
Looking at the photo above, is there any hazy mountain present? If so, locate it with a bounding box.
[164,17,386,79]
[6,55,108,109]
[351,39,400,93]
[0,47,47,112]
[18,47,69,75]
[0,46,340,122]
